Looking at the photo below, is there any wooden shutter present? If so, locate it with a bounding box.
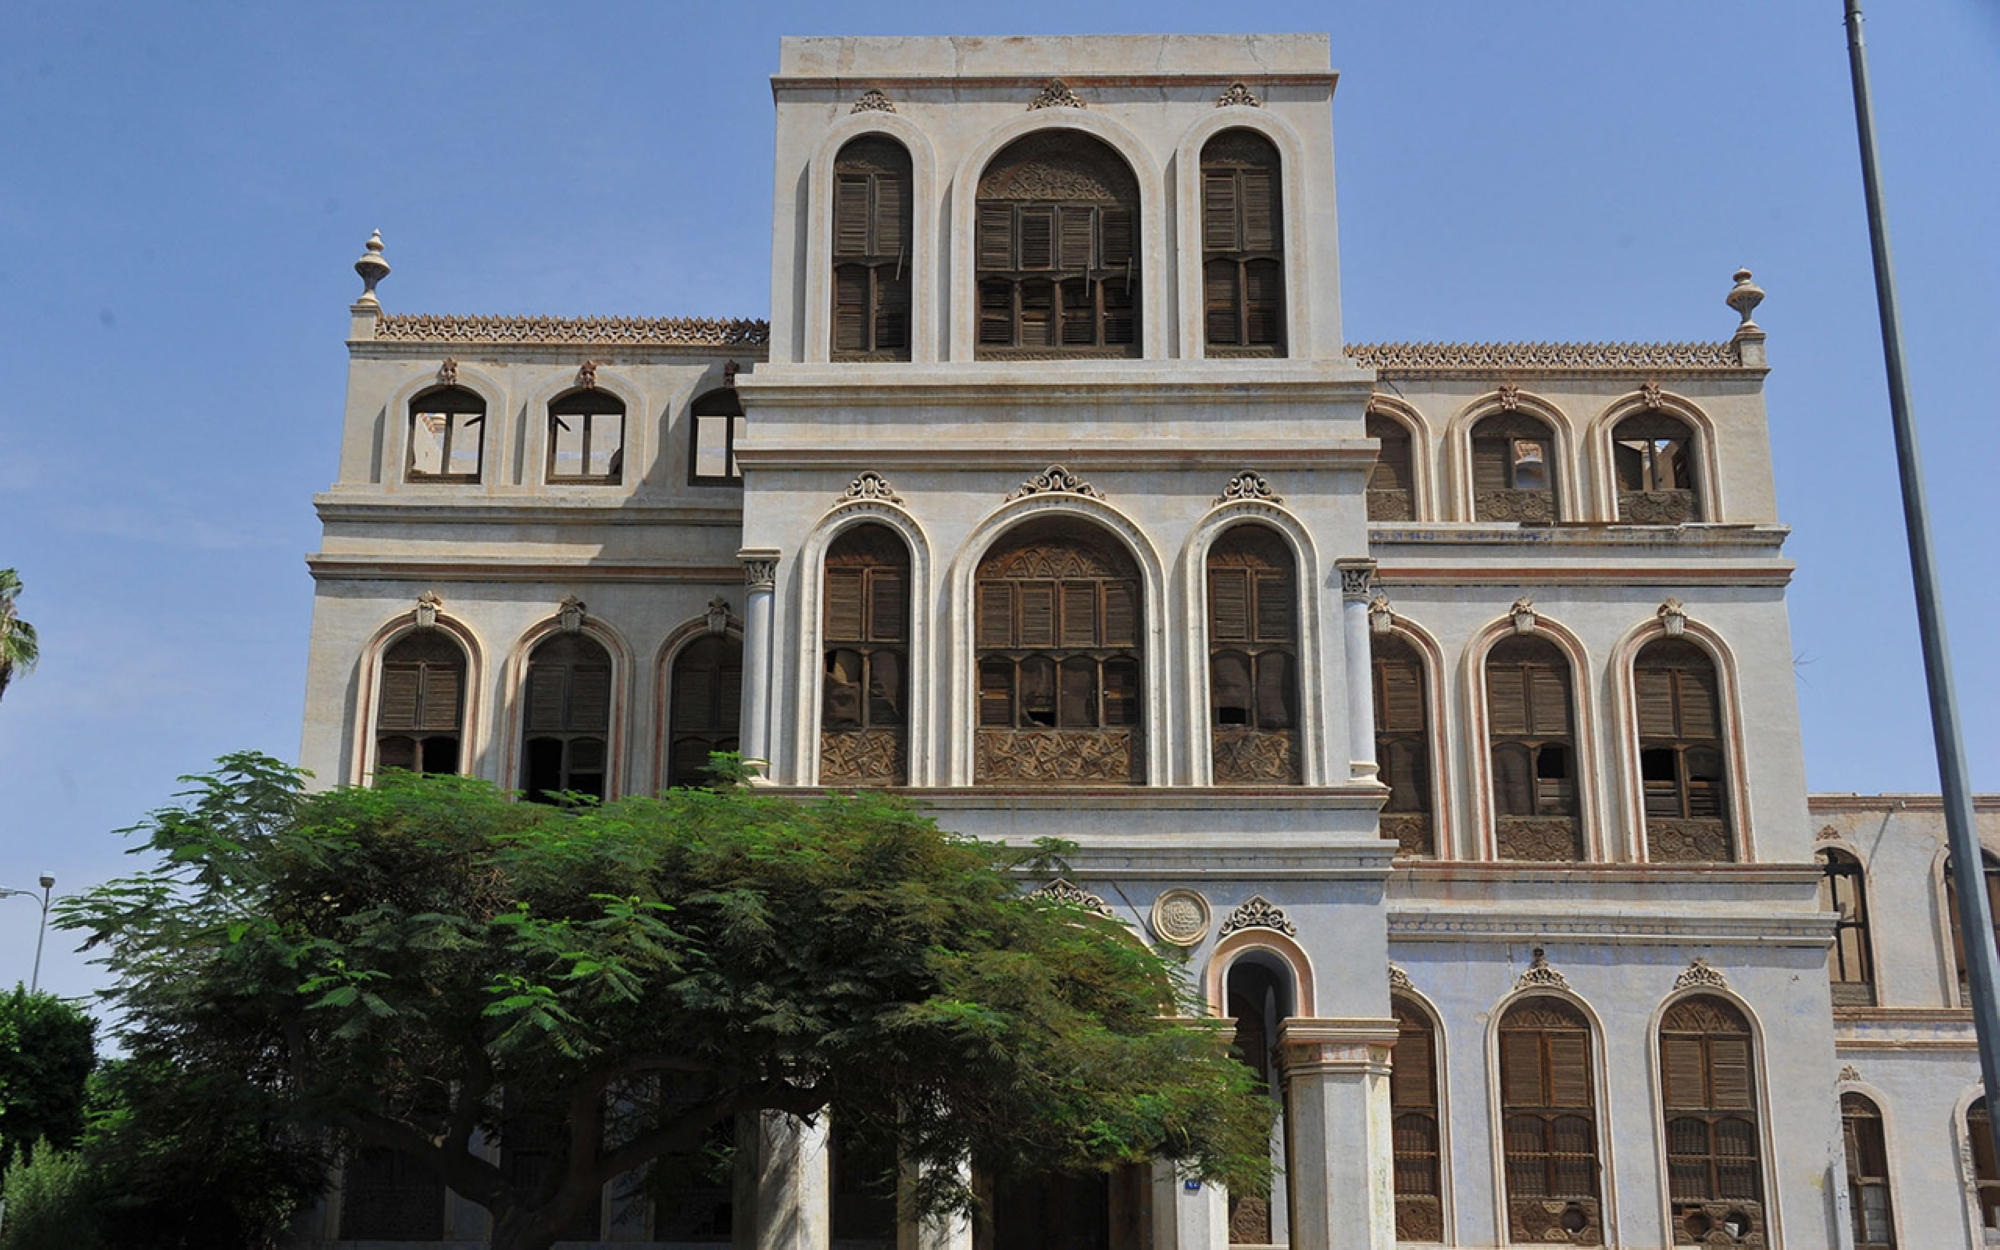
[834,174,871,257]
[979,662,1013,727]
[1245,259,1282,346]
[977,583,1013,647]
[570,665,611,732]
[1205,259,1239,347]
[1500,1030,1545,1107]
[833,266,868,354]
[1057,656,1096,728]
[1708,1037,1753,1109]
[1058,207,1095,271]
[1379,658,1426,734]
[977,204,1014,270]
[1209,568,1250,641]
[874,269,909,351]
[1203,170,1239,252]
[867,568,905,642]
[1102,582,1137,647]
[1253,571,1292,642]
[378,667,421,731]
[1391,1010,1435,1109]
[1471,438,1511,495]
[874,172,906,257]
[1529,667,1570,737]
[1255,653,1293,730]
[418,664,461,732]
[1018,280,1053,347]
[1241,168,1278,251]
[1017,582,1056,648]
[1661,1036,1707,1109]
[1369,417,1413,492]
[1060,581,1098,647]
[1678,669,1720,739]
[1102,658,1140,727]
[1546,1033,1593,1108]
[1018,206,1054,270]
[1488,666,1530,736]
[978,280,1014,346]
[1099,208,1133,267]
[1636,669,1678,738]
[826,568,866,642]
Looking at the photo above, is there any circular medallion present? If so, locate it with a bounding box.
[1150,888,1212,948]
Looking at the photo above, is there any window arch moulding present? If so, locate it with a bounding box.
[1172,107,1313,361]
[1585,388,1725,525]
[1483,982,1619,1247]
[804,115,940,365]
[653,609,744,793]
[499,612,634,803]
[388,366,506,489]
[1444,389,1581,525]
[1203,926,1317,1019]
[352,609,486,787]
[1643,987,1783,1249]
[1463,611,1602,863]
[521,368,646,491]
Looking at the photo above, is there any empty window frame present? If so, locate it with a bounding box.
[1841,1093,1896,1249]
[1497,996,1603,1244]
[1944,852,2000,1003]
[1207,525,1299,785]
[1614,410,1702,524]
[1818,849,1877,1007]
[831,137,913,361]
[547,388,626,484]
[407,385,486,482]
[1660,995,1765,1245]
[1635,639,1733,863]
[1391,997,1444,1243]
[974,131,1140,358]
[1470,412,1559,523]
[375,632,467,777]
[521,633,613,804]
[975,519,1143,784]
[667,635,742,787]
[1367,413,1417,522]
[1200,129,1284,356]
[1373,633,1435,858]
[1486,636,1582,861]
[689,388,746,485]
[821,524,910,786]
[1971,1098,2000,1234]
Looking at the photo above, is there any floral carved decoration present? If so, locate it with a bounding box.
[1674,956,1728,991]
[1028,877,1114,918]
[1215,81,1262,108]
[1514,947,1570,992]
[851,89,895,114]
[1215,470,1282,506]
[838,471,903,505]
[1028,79,1086,110]
[1217,894,1296,938]
[1007,464,1104,501]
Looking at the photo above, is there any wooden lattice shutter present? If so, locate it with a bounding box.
[1546,1033,1593,1107]
[1203,171,1239,251]
[867,568,906,641]
[1500,1030,1545,1106]
[1209,568,1250,641]
[825,568,866,642]
[977,204,1014,270]
[378,668,421,732]
[833,174,870,257]
[1241,168,1277,251]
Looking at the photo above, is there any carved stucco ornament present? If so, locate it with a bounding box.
[1215,81,1262,108]
[838,471,903,505]
[1641,380,1664,409]
[1029,877,1114,918]
[1339,561,1376,601]
[1008,464,1104,501]
[1496,383,1522,411]
[850,88,895,114]
[1369,592,1395,637]
[1816,824,1843,843]
[1839,1064,1862,1084]
[1658,597,1688,638]
[1674,956,1728,991]
[1028,79,1086,110]
[705,596,732,636]
[1510,597,1538,635]
[1514,947,1570,991]
[414,590,443,631]
[1388,962,1415,993]
[1218,894,1297,938]
[437,357,459,386]
[576,360,598,389]
[1215,470,1283,506]
[557,595,587,634]
[1150,888,1212,947]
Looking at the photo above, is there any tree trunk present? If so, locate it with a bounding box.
[486,1193,591,1250]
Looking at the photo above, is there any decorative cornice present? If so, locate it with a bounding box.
[1674,956,1728,991]
[838,471,903,505]
[1215,81,1262,108]
[1514,947,1570,992]
[1388,962,1414,994]
[1215,470,1282,506]
[1007,464,1104,501]
[850,88,896,114]
[1028,79,1086,110]
[1345,340,1745,374]
[1218,894,1297,938]
[1028,877,1114,918]
[377,314,771,348]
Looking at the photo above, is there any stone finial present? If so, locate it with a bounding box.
[1658,597,1687,637]
[353,230,390,305]
[1510,597,1538,635]
[557,595,587,634]
[1727,268,1764,335]
[1369,592,1395,637]
[705,596,732,636]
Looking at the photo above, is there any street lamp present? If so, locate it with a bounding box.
[0,874,54,993]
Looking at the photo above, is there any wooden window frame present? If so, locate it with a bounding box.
[1635,638,1733,863]
[1841,1093,1896,1249]
[374,632,467,778]
[1818,849,1877,1006]
[406,386,486,484]
[1944,852,2000,1004]
[688,388,745,486]
[1367,412,1417,521]
[1497,996,1603,1243]
[1207,526,1300,785]
[520,633,613,804]
[1470,412,1559,524]
[1391,998,1444,1243]
[1200,130,1285,357]
[1613,410,1702,524]
[831,137,913,362]
[546,388,626,485]
[1659,996,1765,1246]
[1485,636,1582,862]
[1969,1098,2000,1233]
[821,524,910,786]
[667,635,742,788]
[1373,633,1434,858]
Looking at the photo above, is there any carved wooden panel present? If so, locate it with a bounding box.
[977,131,1139,203]
[1211,726,1297,784]
[1510,1196,1603,1245]
[975,728,1137,785]
[1381,813,1434,858]
[1669,1200,1764,1246]
[1227,1194,1270,1245]
[1476,487,1556,524]
[1367,487,1414,521]
[1396,1196,1444,1242]
[1648,817,1732,863]
[1620,489,1700,525]
[1498,817,1583,862]
[820,728,905,786]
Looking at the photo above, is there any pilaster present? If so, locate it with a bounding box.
[1337,559,1381,785]
[738,547,781,780]
[738,1111,830,1250]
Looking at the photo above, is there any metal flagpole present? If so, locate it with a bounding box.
[1842,0,2000,1164]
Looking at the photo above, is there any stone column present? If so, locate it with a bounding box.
[737,548,781,780]
[903,1158,974,1250]
[1336,559,1380,784]
[1153,1160,1228,1250]
[739,1111,830,1250]
[1277,1016,1400,1250]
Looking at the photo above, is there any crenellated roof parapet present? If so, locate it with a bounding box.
[372,313,770,348]
[1345,339,1751,377]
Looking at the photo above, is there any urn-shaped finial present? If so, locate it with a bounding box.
[1726,268,1764,334]
[354,230,390,305]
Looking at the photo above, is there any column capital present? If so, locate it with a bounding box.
[737,547,781,591]
[1275,1016,1399,1080]
[1335,558,1378,601]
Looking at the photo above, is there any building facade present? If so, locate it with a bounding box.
[290,33,1990,1250]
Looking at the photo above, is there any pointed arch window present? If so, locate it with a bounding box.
[547,388,625,484]
[1391,997,1443,1243]
[822,524,909,786]
[1208,525,1298,785]
[1970,1098,2000,1233]
[375,632,466,777]
[1944,852,2000,1004]
[1818,849,1876,1006]
[831,136,912,361]
[1471,412,1558,523]
[521,633,612,803]
[1498,996,1602,1243]
[1614,410,1701,524]
[975,519,1142,785]
[407,385,485,482]
[1373,634,1434,857]
[1636,639,1732,863]
[1200,129,1284,357]
[1841,1093,1895,1248]
[668,635,741,787]
[1486,636,1581,861]
[974,131,1140,359]
[1660,995,1765,1245]
[1367,413,1416,521]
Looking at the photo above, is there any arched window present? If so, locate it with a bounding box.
[1367,413,1416,521]
[521,633,612,803]
[1497,996,1602,1243]
[1486,636,1581,861]
[1841,1093,1895,1249]
[1201,129,1283,356]
[1207,526,1298,785]
[1635,638,1731,862]
[1819,849,1876,1006]
[821,524,909,786]
[1614,410,1702,523]
[1374,634,1434,857]
[1391,997,1443,1243]
[375,632,466,777]
[689,388,745,485]
[831,136,912,361]
[974,132,1139,359]
[1970,1098,2000,1233]
[1944,852,2000,1003]
[1660,995,1764,1245]
[547,388,625,484]
[668,635,741,787]
[1227,957,1291,1246]
[1471,412,1559,523]
[975,519,1143,785]
[407,385,486,482]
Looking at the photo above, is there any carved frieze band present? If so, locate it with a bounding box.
[850,89,896,114]
[1674,956,1728,990]
[1029,877,1115,918]
[837,471,903,505]
[378,313,771,348]
[1345,340,1744,373]
[1218,894,1297,938]
[1514,947,1570,992]
[1007,464,1104,501]
[1215,81,1262,108]
[1215,470,1282,506]
[1028,79,1086,110]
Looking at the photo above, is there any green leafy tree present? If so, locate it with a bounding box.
[0,988,95,1173]
[60,755,1272,1250]
[0,569,38,704]
[0,1139,99,1250]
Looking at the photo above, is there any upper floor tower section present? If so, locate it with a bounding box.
[766,35,1345,367]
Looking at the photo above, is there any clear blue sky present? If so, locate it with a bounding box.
[2,2,1995,1005]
